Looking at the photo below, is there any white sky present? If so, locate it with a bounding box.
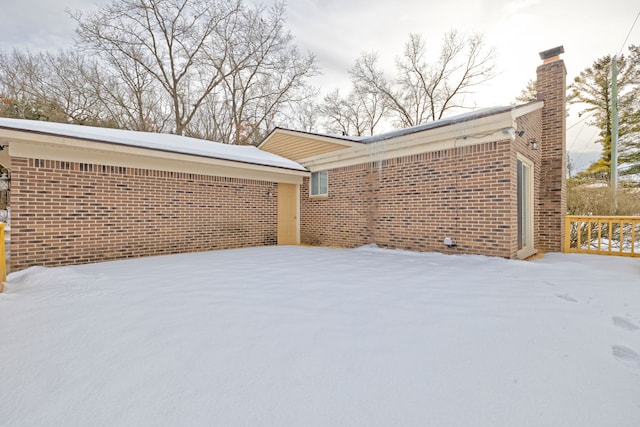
[1,0,639,170]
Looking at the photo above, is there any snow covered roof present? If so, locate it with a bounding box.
[263,102,542,148]
[0,118,306,172]
[358,105,527,144]
[260,102,543,165]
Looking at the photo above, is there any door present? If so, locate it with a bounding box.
[277,183,299,245]
[517,155,534,257]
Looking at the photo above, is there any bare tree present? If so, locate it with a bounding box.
[293,104,320,133]
[40,51,112,125]
[72,0,316,141]
[73,0,246,135]
[0,49,110,125]
[318,90,349,136]
[319,89,366,137]
[350,31,495,128]
[284,93,321,133]
[319,90,353,136]
[0,50,49,119]
[351,81,388,135]
[83,49,169,132]
[319,83,388,137]
[193,2,317,144]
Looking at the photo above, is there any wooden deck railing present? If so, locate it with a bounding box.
[564,215,640,257]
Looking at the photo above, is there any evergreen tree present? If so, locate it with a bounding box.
[515,79,537,103]
[568,45,640,179]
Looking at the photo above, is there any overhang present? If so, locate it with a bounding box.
[258,128,363,162]
[0,120,309,184]
[282,102,544,172]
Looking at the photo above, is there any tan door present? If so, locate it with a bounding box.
[277,183,299,245]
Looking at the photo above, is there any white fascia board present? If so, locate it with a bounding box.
[512,101,544,118]
[299,111,519,171]
[7,132,308,184]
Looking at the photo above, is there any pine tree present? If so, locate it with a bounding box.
[515,79,537,103]
[568,45,640,179]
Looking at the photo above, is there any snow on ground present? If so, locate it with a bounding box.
[1,246,639,426]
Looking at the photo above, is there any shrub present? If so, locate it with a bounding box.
[567,183,640,216]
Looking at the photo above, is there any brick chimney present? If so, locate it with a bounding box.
[536,46,567,252]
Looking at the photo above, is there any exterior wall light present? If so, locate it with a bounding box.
[0,171,8,191]
[502,128,525,138]
[529,138,538,150]
[0,168,9,211]
[502,127,516,137]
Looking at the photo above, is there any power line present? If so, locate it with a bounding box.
[568,118,601,156]
[567,112,594,131]
[568,120,589,152]
[618,11,640,56]
[581,129,600,152]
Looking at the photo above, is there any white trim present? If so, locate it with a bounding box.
[310,170,328,197]
[298,110,534,172]
[295,184,301,244]
[265,104,544,173]
[0,119,307,172]
[516,153,535,259]
[8,137,307,184]
[512,101,544,117]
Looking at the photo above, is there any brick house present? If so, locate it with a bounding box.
[0,47,566,271]
[0,122,307,271]
[259,47,567,259]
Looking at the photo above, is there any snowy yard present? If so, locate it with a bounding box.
[1,246,639,427]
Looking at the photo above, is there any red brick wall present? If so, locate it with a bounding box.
[10,157,277,271]
[373,141,514,257]
[301,163,371,247]
[301,60,563,258]
[537,59,567,251]
[302,136,539,258]
[300,110,544,259]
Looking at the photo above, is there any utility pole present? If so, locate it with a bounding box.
[611,56,619,212]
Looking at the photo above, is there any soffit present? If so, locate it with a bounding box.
[259,130,362,161]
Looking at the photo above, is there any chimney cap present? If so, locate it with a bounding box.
[539,46,565,61]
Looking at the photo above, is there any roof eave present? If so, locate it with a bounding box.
[259,127,364,149]
[511,101,544,118]
[297,109,529,171]
[0,125,307,174]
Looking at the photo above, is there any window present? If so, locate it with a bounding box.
[310,171,328,196]
[517,155,534,257]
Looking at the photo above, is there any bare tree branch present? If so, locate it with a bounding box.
[349,30,495,128]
